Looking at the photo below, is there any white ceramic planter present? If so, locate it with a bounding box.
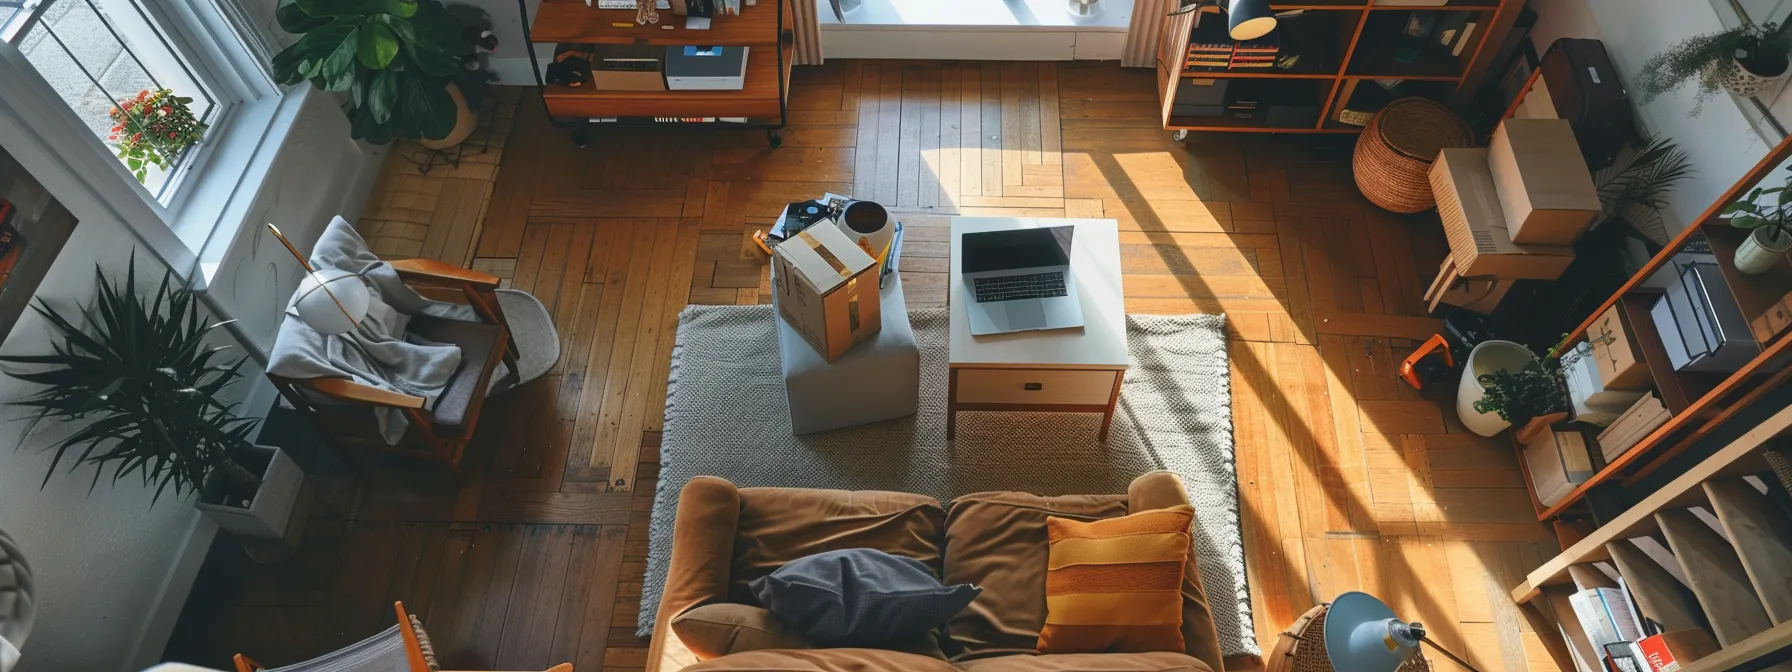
[194,445,304,540]
[1720,55,1791,98]
[838,200,895,261]
[1455,340,1539,437]
[1735,227,1792,275]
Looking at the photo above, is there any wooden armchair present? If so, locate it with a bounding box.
[268,259,518,483]
[232,602,571,672]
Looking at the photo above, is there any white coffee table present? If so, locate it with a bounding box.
[947,217,1128,440]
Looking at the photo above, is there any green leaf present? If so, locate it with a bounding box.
[1733,213,1765,229]
[400,74,456,141]
[274,0,329,33]
[317,26,363,91]
[295,0,416,18]
[356,23,400,70]
[381,11,460,77]
[369,67,399,123]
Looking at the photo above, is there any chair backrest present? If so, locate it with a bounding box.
[234,603,430,672]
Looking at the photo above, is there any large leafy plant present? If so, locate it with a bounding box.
[0,257,262,503]
[272,0,470,143]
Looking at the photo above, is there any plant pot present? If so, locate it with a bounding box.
[418,81,478,150]
[1719,53,1791,98]
[837,200,894,261]
[1454,340,1538,437]
[1735,226,1792,275]
[194,445,305,540]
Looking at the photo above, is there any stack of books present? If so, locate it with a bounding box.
[1594,393,1670,463]
[1228,38,1278,69]
[1560,341,1646,426]
[1185,43,1232,70]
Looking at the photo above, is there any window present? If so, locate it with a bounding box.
[2,0,224,199]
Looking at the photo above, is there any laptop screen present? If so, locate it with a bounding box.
[962,226,1074,273]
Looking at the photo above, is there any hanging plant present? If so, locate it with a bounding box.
[107,89,207,183]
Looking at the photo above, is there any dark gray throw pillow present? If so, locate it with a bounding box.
[749,548,981,648]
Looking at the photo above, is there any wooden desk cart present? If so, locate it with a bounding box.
[1155,0,1525,137]
[516,0,793,147]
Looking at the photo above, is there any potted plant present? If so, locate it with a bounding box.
[1637,23,1792,114]
[1593,135,1694,245]
[107,89,208,184]
[1455,340,1566,437]
[1722,175,1792,274]
[272,0,486,147]
[0,257,304,541]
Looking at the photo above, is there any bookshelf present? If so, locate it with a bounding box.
[1156,0,1522,135]
[517,0,794,147]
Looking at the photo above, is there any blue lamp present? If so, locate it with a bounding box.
[1324,592,1483,672]
[1167,0,1278,41]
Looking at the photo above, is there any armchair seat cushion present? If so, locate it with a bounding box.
[405,316,503,428]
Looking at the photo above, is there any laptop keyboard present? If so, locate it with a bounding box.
[974,272,1068,302]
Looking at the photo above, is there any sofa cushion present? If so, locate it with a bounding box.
[941,491,1130,660]
[731,488,946,605]
[682,648,960,671]
[1038,506,1195,654]
[752,549,979,647]
[673,603,810,659]
[957,652,1214,672]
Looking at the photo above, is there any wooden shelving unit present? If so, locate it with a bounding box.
[1155,0,1523,135]
[1515,133,1792,524]
[1508,403,1792,671]
[516,0,794,146]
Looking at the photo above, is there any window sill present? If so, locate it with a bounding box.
[819,0,1132,30]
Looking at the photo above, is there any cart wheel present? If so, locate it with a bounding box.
[571,129,591,149]
[1171,129,1189,142]
[767,129,783,148]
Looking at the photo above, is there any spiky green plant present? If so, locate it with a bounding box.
[1596,135,1694,244]
[0,255,262,503]
[1636,23,1790,115]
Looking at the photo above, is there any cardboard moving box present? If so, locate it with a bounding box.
[1431,148,1576,280]
[773,224,882,362]
[1525,428,1594,507]
[1488,119,1601,245]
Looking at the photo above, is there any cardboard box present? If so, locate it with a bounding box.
[1431,149,1577,280]
[591,45,666,91]
[1637,629,1720,671]
[1588,304,1649,390]
[773,224,882,362]
[1488,119,1601,245]
[1525,428,1593,507]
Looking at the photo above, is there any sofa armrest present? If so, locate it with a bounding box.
[648,476,743,672]
[1126,471,1226,672]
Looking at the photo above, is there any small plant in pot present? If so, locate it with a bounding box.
[1637,22,1791,115]
[272,0,489,147]
[1723,174,1792,275]
[1472,359,1569,442]
[0,257,303,542]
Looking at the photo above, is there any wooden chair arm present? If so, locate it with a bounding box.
[309,378,428,409]
[390,258,500,289]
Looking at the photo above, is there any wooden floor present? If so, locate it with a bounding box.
[168,61,1566,672]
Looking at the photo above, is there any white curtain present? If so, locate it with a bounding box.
[790,0,823,65]
[1122,0,1171,67]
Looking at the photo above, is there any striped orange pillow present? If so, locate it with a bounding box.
[1037,504,1194,654]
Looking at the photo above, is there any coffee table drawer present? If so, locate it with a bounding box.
[955,368,1117,406]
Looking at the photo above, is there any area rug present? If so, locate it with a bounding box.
[640,306,1259,659]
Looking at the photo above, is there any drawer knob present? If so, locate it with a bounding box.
[1024,382,1043,391]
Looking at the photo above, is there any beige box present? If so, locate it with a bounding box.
[591,69,665,91]
[773,225,882,362]
[1525,428,1593,507]
[1488,119,1601,245]
[1588,304,1650,390]
[1431,148,1576,280]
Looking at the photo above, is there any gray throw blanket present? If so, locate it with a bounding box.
[267,217,476,444]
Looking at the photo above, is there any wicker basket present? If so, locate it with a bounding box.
[1354,97,1473,214]
[1269,604,1431,672]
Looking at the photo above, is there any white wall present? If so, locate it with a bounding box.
[0,81,380,672]
[1530,0,1778,235]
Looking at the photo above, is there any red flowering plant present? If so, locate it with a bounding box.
[107,89,207,183]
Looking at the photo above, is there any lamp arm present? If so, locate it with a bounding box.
[1420,636,1483,672]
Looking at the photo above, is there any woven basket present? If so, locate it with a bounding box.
[1354,97,1473,214]
[1270,604,1431,672]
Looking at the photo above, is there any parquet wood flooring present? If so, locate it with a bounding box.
[167,60,1563,672]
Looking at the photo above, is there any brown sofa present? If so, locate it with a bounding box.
[645,472,1227,672]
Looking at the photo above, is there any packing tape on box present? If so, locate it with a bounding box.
[797,230,851,277]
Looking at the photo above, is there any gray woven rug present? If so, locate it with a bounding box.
[640,306,1259,659]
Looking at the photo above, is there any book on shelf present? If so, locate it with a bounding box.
[1568,588,1643,655]
[1452,21,1478,56]
[1594,393,1670,462]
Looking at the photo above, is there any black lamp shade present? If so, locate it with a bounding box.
[1227,0,1276,40]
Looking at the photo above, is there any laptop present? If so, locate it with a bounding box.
[962,226,1084,335]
